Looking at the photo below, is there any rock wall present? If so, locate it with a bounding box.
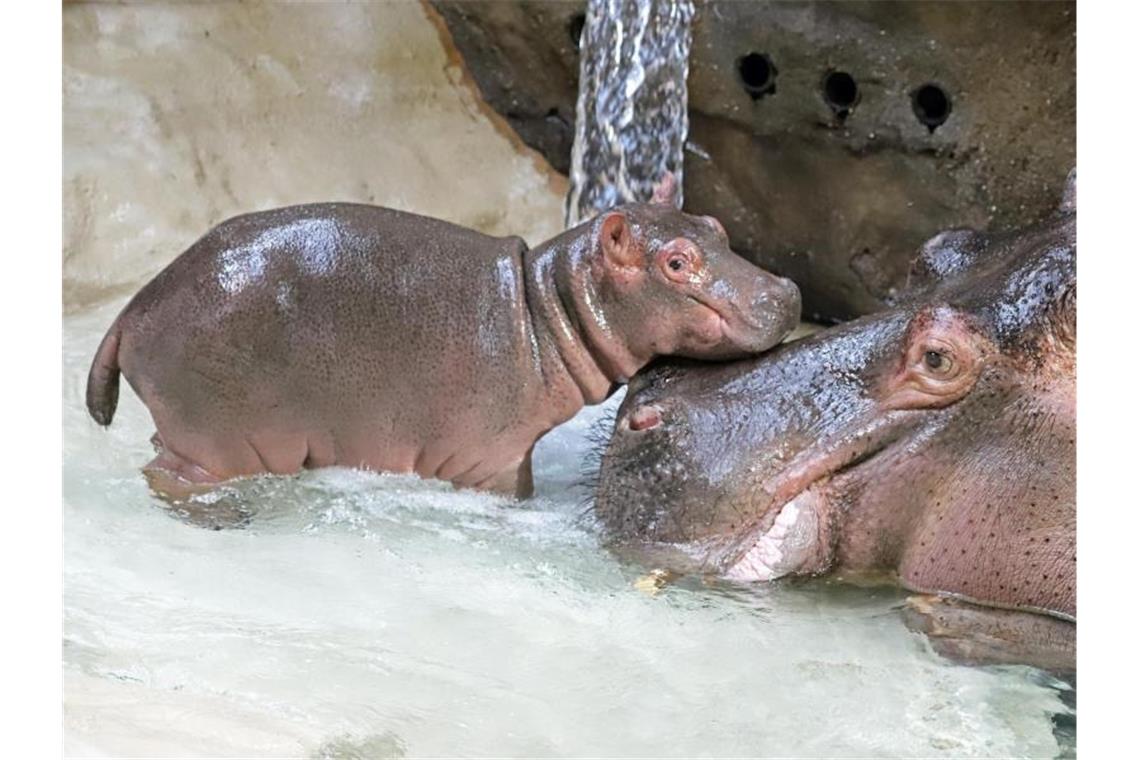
[433,0,1076,321]
[63,0,565,312]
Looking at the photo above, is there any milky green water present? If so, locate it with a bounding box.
[64,299,1072,758]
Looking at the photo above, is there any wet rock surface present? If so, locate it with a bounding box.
[432,0,1075,321]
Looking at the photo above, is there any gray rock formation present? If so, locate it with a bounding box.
[432,0,1075,321]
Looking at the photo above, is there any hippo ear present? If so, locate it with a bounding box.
[906,228,987,294]
[599,211,640,269]
[650,172,680,208]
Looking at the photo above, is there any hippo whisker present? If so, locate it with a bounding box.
[579,404,619,476]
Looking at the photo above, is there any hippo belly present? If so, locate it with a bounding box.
[113,203,544,489]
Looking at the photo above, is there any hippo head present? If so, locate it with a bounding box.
[595,173,1076,620]
[580,174,801,361]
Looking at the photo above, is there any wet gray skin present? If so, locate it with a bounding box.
[595,174,1076,665]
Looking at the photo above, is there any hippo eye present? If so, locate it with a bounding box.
[882,307,987,411]
[657,239,702,282]
[923,350,952,373]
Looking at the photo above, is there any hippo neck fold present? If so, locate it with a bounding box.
[523,234,643,410]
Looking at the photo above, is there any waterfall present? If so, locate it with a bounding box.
[565,0,695,226]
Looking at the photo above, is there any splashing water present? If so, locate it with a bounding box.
[63,300,1073,756]
[565,0,695,225]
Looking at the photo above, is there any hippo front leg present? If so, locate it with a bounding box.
[901,595,1075,675]
[477,447,535,500]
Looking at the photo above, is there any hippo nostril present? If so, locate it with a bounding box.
[628,405,663,432]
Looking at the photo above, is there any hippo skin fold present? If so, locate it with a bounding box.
[86,177,800,500]
[596,172,1076,671]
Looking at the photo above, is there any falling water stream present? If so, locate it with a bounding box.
[566,0,695,224]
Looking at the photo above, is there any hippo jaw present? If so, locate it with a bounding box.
[595,313,922,580]
[603,356,926,583]
[697,406,922,581]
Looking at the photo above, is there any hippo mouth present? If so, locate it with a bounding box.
[717,482,829,582]
[688,295,730,331]
[686,295,793,354]
[608,390,916,583]
[684,295,737,346]
[598,311,922,585]
[703,411,912,582]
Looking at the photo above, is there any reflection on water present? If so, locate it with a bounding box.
[65,300,1072,757]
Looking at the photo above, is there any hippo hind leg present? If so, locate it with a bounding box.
[143,440,254,530]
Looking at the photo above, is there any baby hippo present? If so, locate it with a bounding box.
[86,177,799,499]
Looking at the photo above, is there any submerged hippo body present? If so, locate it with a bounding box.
[87,179,799,499]
[596,173,1076,669]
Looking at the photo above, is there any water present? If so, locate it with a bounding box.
[64,300,1072,757]
[565,0,694,225]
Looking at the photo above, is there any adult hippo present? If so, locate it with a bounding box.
[595,174,1076,671]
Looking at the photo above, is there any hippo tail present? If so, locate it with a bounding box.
[86,320,123,426]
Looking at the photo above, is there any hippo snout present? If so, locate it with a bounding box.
[765,274,802,334]
[730,272,801,352]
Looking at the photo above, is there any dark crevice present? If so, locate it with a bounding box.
[737,52,777,100]
[568,13,586,48]
[822,70,859,120]
[912,83,952,132]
